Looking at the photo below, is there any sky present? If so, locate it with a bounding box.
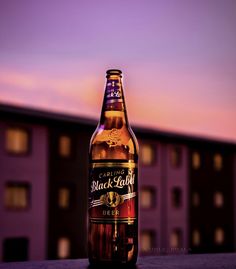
[0,0,235,142]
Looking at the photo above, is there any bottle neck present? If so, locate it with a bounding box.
[99,74,129,126]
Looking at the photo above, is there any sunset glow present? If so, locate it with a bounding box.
[0,0,235,142]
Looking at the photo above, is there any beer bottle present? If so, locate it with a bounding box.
[88,69,139,265]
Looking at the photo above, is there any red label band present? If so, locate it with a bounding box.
[89,162,138,223]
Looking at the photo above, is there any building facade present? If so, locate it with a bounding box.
[188,144,235,253]
[0,120,48,261]
[0,104,235,261]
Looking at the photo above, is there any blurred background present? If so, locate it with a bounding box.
[0,0,236,262]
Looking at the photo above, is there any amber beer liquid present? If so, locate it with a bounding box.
[88,69,138,265]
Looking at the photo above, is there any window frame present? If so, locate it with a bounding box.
[57,236,71,259]
[171,187,182,209]
[57,133,76,160]
[214,227,225,245]
[192,191,200,207]
[139,142,157,167]
[56,182,76,211]
[169,145,182,168]
[140,230,156,253]
[192,229,201,247]
[213,191,224,208]
[192,151,201,170]
[5,126,31,156]
[4,182,31,211]
[170,228,183,249]
[140,186,157,209]
[3,237,29,262]
[213,153,223,171]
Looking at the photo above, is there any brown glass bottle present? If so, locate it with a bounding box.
[88,69,138,266]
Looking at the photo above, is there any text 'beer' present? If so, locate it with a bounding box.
[88,69,139,265]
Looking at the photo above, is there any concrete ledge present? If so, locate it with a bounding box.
[1,253,236,269]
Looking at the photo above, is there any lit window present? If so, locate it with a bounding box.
[170,229,182,248]
[192,229,201,246]
[192,192,200,207]
[171,187,182,208]
[4,183,30,210]
[57,237,70,259]
[59,135,71,157]
[214,192,224,208]
[140,231,155,252]
[214,154,223,171]
[192,152,200,169]
[6,128,29,154]
[214,228,224,245]
[140,144,155,166]
[58,188,70,209]
[140,187,156,209]
[170,146,182,168]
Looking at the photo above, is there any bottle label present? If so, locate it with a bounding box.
[89,162,137,224]
[106,79,122,104]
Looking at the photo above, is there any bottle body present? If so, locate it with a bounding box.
[88,70,138,265]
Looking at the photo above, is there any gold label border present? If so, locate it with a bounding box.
[90,162,137,168]
[90,217,136,224]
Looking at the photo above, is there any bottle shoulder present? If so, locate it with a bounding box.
[89,125,138,161]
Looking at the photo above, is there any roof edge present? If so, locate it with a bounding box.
[0,102,236,148]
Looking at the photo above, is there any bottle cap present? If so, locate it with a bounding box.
[106,69,122,76]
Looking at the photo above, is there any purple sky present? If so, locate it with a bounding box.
[0,0,235,142]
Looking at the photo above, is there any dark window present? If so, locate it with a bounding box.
[3,237,29,262]
[4,182,30,210]
[171,187,182,208]
[170,146,182,168]
[192,192,200,207]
